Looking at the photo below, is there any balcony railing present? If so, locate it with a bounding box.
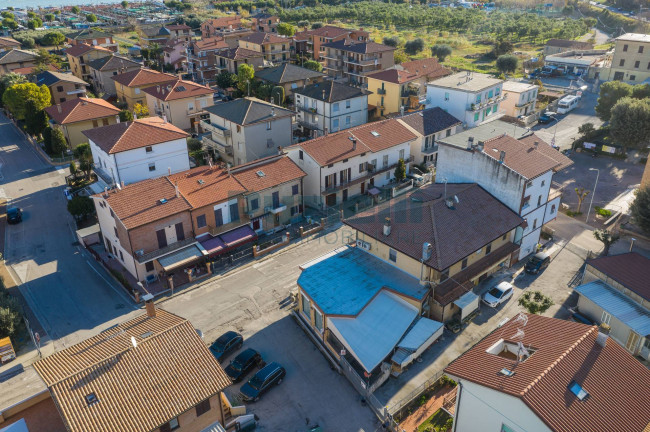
[202,135,233,156]
[345,56,379,66]
[467,94,506,112]
[376,88,386,95]
[320,155,414,194]
[515,99,535,108]
[297,105,318,114]
[298,118,320,130]
[200,119,232,139]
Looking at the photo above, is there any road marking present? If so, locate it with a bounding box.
[85,259,138,310]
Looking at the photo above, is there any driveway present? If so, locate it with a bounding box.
[0,113,138,354]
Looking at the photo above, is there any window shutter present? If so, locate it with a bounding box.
[214,208,223,227]
[175,223,184,241]
[229,202,239,222]
[156,229,167,249]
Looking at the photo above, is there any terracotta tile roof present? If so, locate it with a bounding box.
[445,314,650,432]
[110,68,177,87]
[292,118,417,166]
[217,46,263,60]
[480,133,561,179]
[44,97,120,125]
[169,166,246,209]
[34,309,231,432]
[232,155,306,193]
[203,16,241,29]
[241,31,287,45]
[367,58,451,84]
[344,183,523,271]
[0,37,21,48]
[518,133,573,172]
[99,177,191,229]
[586,252,650,302]
[82,117,189,154]
[322,39,395,54]
[142,79,213,101]
[192,36,229,51]
[65,43,112,58]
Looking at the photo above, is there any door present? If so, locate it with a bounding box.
[274,214,280,227]
[252,219,261,231]
[369,178,374,187]
[326,193,336,207]
[625,331,641,354]
[361,182,365,195]
[272,191,280,209]
[342,189,348,202]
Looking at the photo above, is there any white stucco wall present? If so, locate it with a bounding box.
[93,196,139,279]
[295,93,368,135]
[426,82,503,127]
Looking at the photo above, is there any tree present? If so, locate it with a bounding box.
[272,86,285,105]
[0,73,26,107]
[119,110,133,122]
[303,60,323,72]
[609,97,650,152]
[631,83,650,100]
[593,229,620,256]
[44,13,55,22]
[237,64,255,95]
[496,54,518,74]
[311,22,323,29]
[1,18,18,30]
[121,0,129,8]
[35,48,61,70]
[67,196,95,220]
[518,291,554,314]
[578,122,595,138]
[24,100,48,137]
[630,186,650,236]
[0,293,22,339]
[133,103,149,118]
[71,6,81,14]
[2,83,51,120]
[277,22,296,37]
[431,44,452,62]
[404,38,424,55]
[50,128,68,155]
[492,39,513,57]
[74,143,93,179]
[297,20,309,28]
[215,70,237,90]
[393,50,409,64]
[27,18,43,30]
[595,81,632,121]
[42,126,53,154]
[0,12,13,19]
[42,32,66,49]
[21,37,35,49]
[27,11,36,19]
[394,158,406,182]
[87,14,97,23]
[69,160,78,178]
[383,36,400,47]
[574,186,589,214]
[187,137,202,152]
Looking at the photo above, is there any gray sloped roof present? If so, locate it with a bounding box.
[35,70,88,87]
[399,107,462,136]
[205,97,293,125]
[293,80,368,103]
[87,55,141,72]
[255,63,325,84]
[0,49,37,65]
[67,28,111,40]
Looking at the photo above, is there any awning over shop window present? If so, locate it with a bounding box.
[453,290,480,321]
[199,235,226,255]
[220,225,256,248]
[157,245,203,272]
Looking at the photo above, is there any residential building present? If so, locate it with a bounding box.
[543,38,594,56]
[137,25,175,47]
[575,252,650,359]
[211,47,265,74]
[201,16,243,38]
[293,80,369,137]
[163,38,188,72]
[201,97,294,166]
[286,118,416,209]
[0,36,21,52]
[186,36,230,83]
[344,183,523,322]
[238,32,292,64]
[112,68,177,109]
[321,39,395,85]
[436,132,573,260]
[65,28,117,51]
[544,49,612,80]
[65,43,113,81]
[607,33,650,83]
[143,79,214,131]
[0,49,37,75]
[34,70,88,104]
[44,97,121,148]
[397,107,462,166]
[250,13,280,33]
[445,313,650,432]
[33,307,232,432]
[425,72,504,128]
[294,25,369,65]
[500,81,538,118]
[255,63,326,97]
[83,116,190,186]
[87,55,142,95]
[366,57,451,116]
[166,24,193,42]
[212,28,254,49]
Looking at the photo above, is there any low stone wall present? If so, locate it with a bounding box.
[252,232,290,258]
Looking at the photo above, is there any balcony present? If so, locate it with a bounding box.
[515,99,536,108]
[297,105,318,114]
[376,88,386,95]
[322,53,343,61]
[66,88,87,95]
[200,119,232,139]
[320,155,414,194]
[187,106,206,116]
[467,94,506,112]
[202,135,233,156]
[345,56,378,66]
[298,118,320,130]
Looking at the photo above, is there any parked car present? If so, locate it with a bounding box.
[225,348,263,382]
[406,172,425,186]
[240,362,286,402]
[538,113,555,124]
[482,281,514,308]
[209,331,243,362]
[524,252,550,275]
[6,207,22,224]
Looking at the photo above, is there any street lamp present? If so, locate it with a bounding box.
[585,168,600,223]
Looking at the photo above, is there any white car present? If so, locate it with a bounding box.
[482,281,514,308]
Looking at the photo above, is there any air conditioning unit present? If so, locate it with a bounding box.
[356,240,371,251]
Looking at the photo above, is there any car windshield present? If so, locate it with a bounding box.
[248,376,264,390]
[488,287,503,298]
[529,257,542,264]
[231,357,246,371]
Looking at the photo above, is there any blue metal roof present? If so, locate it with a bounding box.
[298,247,428,316]
[575,280,650,337]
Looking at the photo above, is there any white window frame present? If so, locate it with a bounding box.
[601,310,612,325]
[313,307,323,332]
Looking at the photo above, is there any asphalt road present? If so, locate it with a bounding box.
[0,113,138,353]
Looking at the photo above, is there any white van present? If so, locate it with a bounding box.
[556,95,580,114]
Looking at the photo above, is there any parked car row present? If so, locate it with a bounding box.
[481,252,550,308]
[209,331,286,403]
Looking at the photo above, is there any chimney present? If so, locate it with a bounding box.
[596,323,610,347]
[399,106,404,117]
[157,85,160,93]
[271,107,275,117]
[477,141,484,152]
[209,158,213,168]
[168,167,171,176]
[56,104,62,113]
[115,114,120,123]
[277,145,283,155]
[499,151,506,163]
[322,89,326,100]
[352,138,357,151]
[383,217,391,236]
[175,181,179,197]
[143,293,156,318]
[121,181,125,188]
[162,115,167,124]
[533,141,539,150]
[467,136,474,150]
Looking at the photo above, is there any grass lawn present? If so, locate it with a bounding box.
[417,409,453,432]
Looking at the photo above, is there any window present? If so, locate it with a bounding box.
[345,116,351,125]
[461,258,468,269]
[267,121,272,130]
[332,118,339,129]
[601,310,612,325]
[229,202,239,222]
[333,103,339,112]
[476,94,481,103]
[314,308,323,331]
[486,243,492,255]
[250,197,259,211]
[639,45,644,54]
[59,97,66,102]
[532,219,537,230]
[56,85,63,92]
[446,129,451,137]
[541,180,545,187]
[149,163,156,172]
[102,118,109,126]
[267,138,273,148]
[502,233,507,241]
[623,44,628,52]
[389,248,397,262]
[145,146,152,153]
[383,155,389,168]
[197,214,207,228]
[551,204,556,214]
[160,417,180,432]
[92,120,99,128]
[301,294,310,318]
[299,150,304,160]
[522,196,530,208]
[145,261,154,272]
[619,59,625,67]
[399,149,405,160]
[292,184,299,195]
[188,102,194,111]
[119,250,124,261]
[272,191,280,208]
[385,172,390,180]
[134,87,141,94]
[474,112,479,122]
[537,196,542,207]
[635,60,640,68]
[630,75,636,81]
[290,205,301,216]
[175,223,184,241]
[346,100,351,109]
[359,162,366,173]
[195,399,211,417]
[214,208,223,227]
[156,229,167,249]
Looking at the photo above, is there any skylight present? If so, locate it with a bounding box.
[85,393,99,406]
[256,170,266,177]
[159,198,168,204]
[370,131,380,137]
[568,381,590,401]
[140,331,153,339]
[499,368,515,377]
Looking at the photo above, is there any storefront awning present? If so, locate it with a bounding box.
[199,235,226,255]
[157,245,203,272]
[220,225,257,248]
[453,291,480,321]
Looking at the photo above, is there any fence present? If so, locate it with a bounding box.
[386,369,445,416]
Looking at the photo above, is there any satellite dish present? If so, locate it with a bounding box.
[131,336,138,348]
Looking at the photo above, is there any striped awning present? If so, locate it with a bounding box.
[157,245,203,272]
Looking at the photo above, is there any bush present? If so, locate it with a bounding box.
[109,268,132,291]
[594,206,612,218]
[404,38,425,55]
[431,44,452,62]
[518,291,554,314]
[382,36,400,47]
[0,289,22,339]
[566,210,582,217]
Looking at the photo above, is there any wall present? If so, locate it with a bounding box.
[287,148,321,208]
[129,212,193,255]
[500,87,538,118]
[147,94,214,131]
[112,138,190,185]
[117,84,150,109]
[453,380,553,432]
[608,39,650,83]
[426,82,502,127]
[157,393,224,432]
[0,59,36,74]
[243,179,303,230]
[400,121,460,166]
[62,116,118,148]
[240,117,293,165]
[48,81,86,105]
[94,195,139,279]
[92,65,140,96]
[367,78,400,116]
[191,197,246,237]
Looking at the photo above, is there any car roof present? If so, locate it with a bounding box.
[533,252,549,259]
[235,348,258,362]
[7,207,19,213]
[256,361,282,379]
[495,281,512,290]
[216,331,239,344]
